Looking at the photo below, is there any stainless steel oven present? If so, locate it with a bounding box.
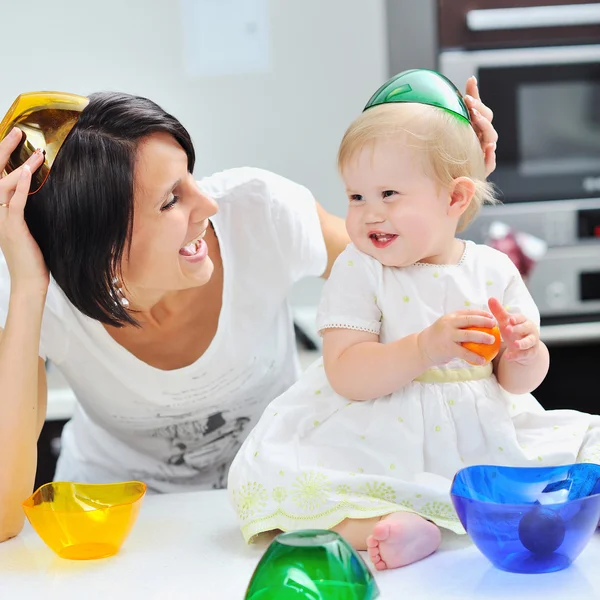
[438,3,600,326]
[441,44,600,205]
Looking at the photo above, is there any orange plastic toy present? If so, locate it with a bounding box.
[462,325,501,365]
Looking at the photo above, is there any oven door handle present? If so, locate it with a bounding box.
[467,4,600,32]
[541,322,600,346]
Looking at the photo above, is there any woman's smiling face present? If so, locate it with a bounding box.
[121,132,218,298]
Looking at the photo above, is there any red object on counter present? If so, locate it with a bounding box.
[486,222,535,279]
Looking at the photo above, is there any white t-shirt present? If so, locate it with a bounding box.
[0,168,327,492]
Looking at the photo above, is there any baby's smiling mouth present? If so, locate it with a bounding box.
[369,232,397,243]
[369,231,398,248]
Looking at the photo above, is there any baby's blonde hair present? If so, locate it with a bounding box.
[337,103,497,232]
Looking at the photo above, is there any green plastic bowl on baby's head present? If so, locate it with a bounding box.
[244,530,379,599]
[364,68,471,125]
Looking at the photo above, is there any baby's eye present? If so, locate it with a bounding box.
[382,190,397,198]
[349,194,363,202]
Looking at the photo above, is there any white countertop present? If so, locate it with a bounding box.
[1,489,599,599]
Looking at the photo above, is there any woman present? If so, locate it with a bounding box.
[0,79,496,541]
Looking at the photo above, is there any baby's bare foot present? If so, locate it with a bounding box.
[366,512,441,570]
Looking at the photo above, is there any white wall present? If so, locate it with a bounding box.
[386,0,437,74]
[0,0,388,306]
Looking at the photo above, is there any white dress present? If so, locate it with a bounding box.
[228,241,600,542]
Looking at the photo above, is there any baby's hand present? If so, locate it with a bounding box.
[417,310,497,367]
[488,298,540,365]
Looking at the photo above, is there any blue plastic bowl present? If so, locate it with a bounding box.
[451,464,600,574]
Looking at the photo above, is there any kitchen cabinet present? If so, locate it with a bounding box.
[438,0,600,49]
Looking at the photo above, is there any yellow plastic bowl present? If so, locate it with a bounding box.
[22,481,147,560]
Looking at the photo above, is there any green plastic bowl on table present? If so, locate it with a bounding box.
[244,530,379,599]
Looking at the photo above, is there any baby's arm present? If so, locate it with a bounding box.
[488,253,550,394]
[318,245,494,400]
[318,246,428,400]
[489,298,549,394]
[322,308,496,401]
[322,328,427,401]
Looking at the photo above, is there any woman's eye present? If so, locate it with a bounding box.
[382,190,397,198]
[161,195,180,211]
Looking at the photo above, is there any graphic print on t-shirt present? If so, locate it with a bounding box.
[154,411,252,469]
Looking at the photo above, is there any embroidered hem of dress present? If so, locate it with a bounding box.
[240,501,466,543]
[414,363,493,384]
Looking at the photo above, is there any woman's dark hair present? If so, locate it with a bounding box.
[24,92,196,327]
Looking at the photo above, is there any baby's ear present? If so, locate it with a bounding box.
[448,177,476,217]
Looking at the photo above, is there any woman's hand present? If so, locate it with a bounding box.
[464,76,498,177]
[0,129,49,295]
[417,309,498,367]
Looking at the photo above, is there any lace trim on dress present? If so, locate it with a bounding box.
[413,240,469,268]
[318,323,380,335]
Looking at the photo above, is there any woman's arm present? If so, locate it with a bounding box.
[315,202,349,279]
[0,306,48,542]
[464,76,498,177]
[0,134,49,542]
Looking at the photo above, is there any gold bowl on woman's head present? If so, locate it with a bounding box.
[0,92,88,194]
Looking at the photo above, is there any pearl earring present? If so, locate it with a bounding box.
[111,277,130,309]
